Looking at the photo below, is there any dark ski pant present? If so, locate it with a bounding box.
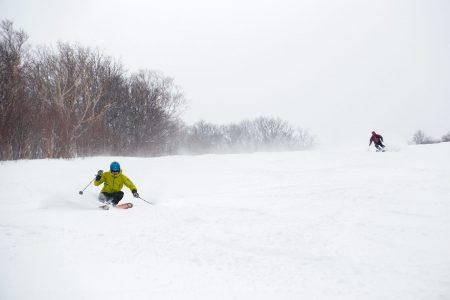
[375,142,385,150]
[99,191,124,205]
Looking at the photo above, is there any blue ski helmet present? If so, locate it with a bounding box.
[110,161,121,172]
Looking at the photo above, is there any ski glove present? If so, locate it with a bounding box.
[132,190,139,198]
[95,170,103,181]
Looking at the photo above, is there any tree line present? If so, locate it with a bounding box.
[411,130,450,145]
[0,20,314,160]
[184,118,314,154]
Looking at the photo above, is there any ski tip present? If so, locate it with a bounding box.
[115,202,133,209]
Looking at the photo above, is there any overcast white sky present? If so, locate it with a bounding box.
[2,0,449,146]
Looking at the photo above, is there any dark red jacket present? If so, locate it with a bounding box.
[369,132,383,145]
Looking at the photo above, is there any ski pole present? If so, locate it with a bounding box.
[79,177,95,195]
[137,196,153,205]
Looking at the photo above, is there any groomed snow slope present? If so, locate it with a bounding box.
[1,143,449,300]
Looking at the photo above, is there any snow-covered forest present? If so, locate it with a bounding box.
[0,20,314,160]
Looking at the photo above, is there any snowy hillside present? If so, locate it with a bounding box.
[1,143,449,300]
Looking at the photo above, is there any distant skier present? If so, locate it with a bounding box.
[94,161,139,206]
[369,131,385,151]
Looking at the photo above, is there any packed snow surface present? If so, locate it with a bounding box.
[1,144,449,300]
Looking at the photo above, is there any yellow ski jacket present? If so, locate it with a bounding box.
[94,170,137,193]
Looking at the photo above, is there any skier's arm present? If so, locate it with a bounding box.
[379,135,383,142]
[122,175,137,192]
[369,137,373,146]
[123,175,139,197]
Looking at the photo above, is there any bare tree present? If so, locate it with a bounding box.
[223,120,254,151]
[108,70,186,156]
[441,131,450,142]
[252,117,295,150]
[183,117,315,154]
[184,120,225,153]
[295,127,315,149]
[1,19,191,160]
[411,130,439,145]
[28,43,123,157]
[0,20,31,160]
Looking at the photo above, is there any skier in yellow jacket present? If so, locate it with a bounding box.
[94,161,139,206]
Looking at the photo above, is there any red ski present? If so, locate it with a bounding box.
[99,203,133,210]
[116,203,133,209]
